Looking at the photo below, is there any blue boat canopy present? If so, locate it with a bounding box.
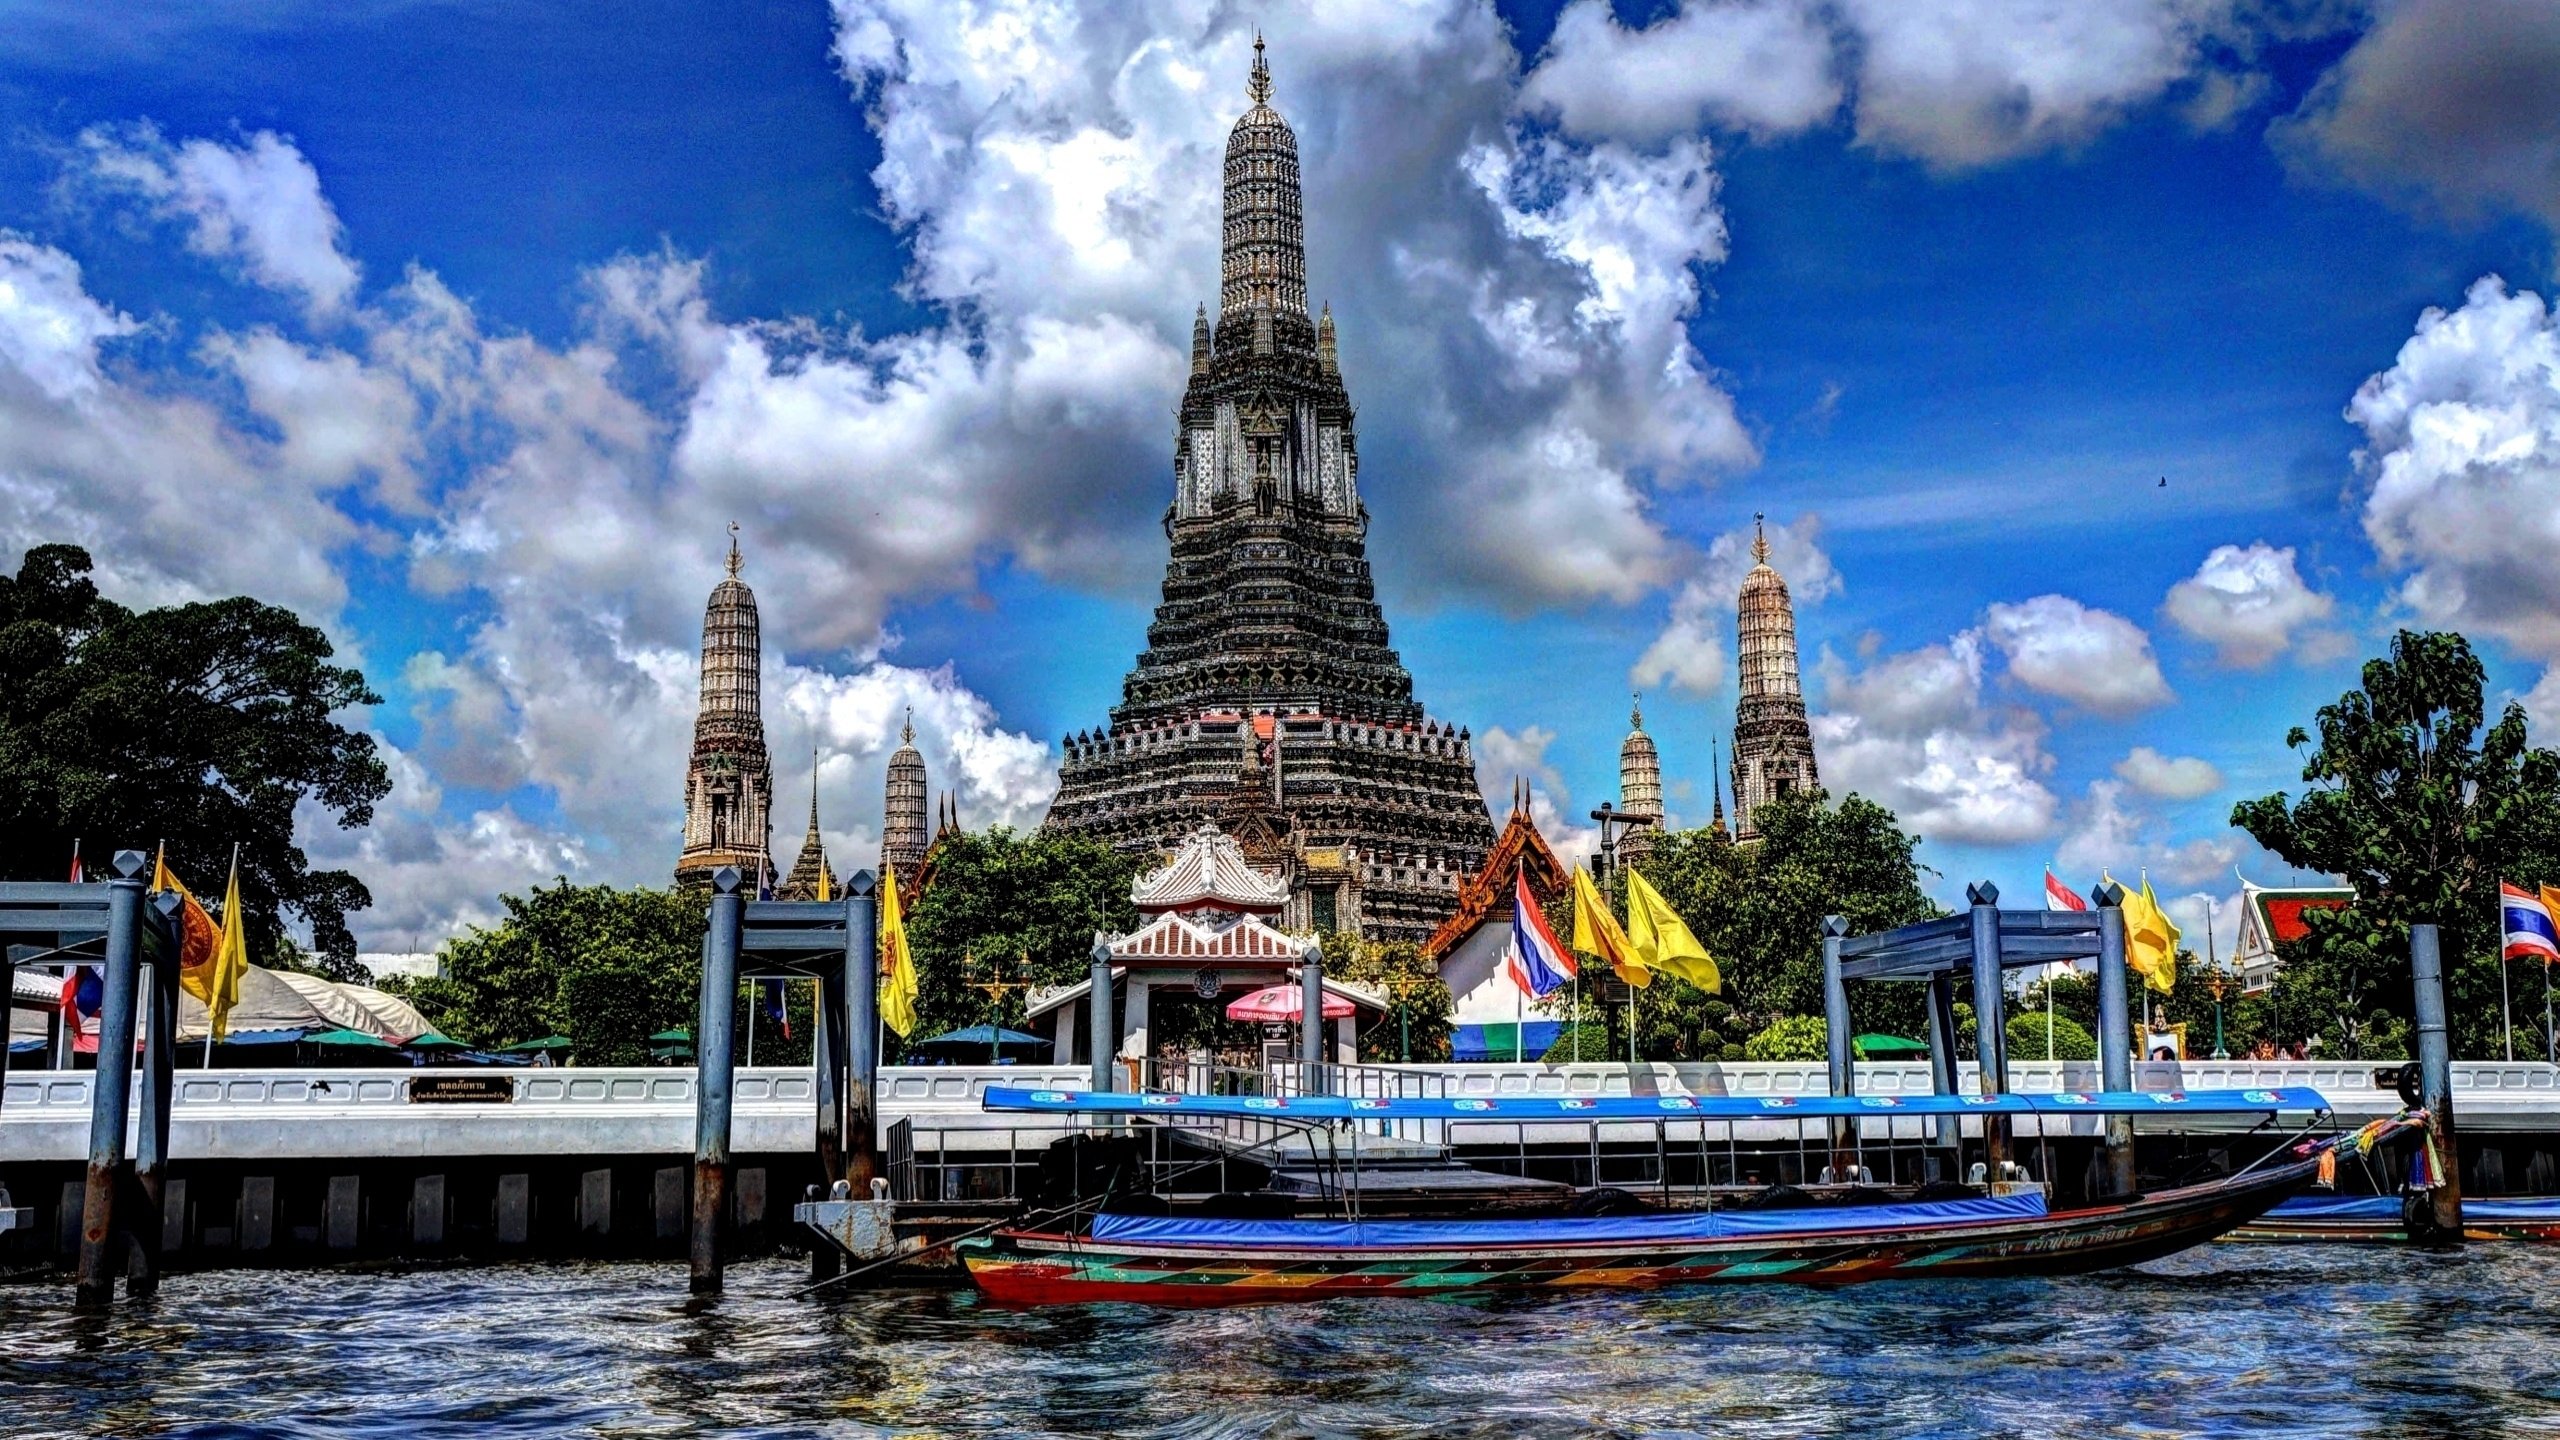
[979,1085,2331,1120]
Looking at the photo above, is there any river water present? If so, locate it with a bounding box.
[3,1244,2555,1439]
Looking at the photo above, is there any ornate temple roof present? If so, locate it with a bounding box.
[1132,822,1289,913]
[1421,786,1571,961]
[779,753,835,902]
[676,524,774,890]
[883,708,928,878]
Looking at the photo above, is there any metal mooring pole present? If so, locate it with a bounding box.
[1300,942,1326,1097]
[1088,940,1114,1099]
[843,871,880,1197]
[690,866,743,1295]
[1821,915,1855,1180]
[130,893,181,1299]
[1966,882,2010,1179]
[2410,922,2465,1240]
[75,851,147,1310]
[2094,881,2136,1197]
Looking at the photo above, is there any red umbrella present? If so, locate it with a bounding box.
[1225,982,1354,1022]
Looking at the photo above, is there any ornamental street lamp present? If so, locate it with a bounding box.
[2206,970,2230,1060]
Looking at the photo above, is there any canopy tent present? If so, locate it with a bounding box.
[304,1027,393,1048]
[403,1031,467,1051]
[171,965,433,1044]
[905,1024,1049,1064]
[1225,983,1355,1023]
[500,1035,575,1053]
[1853,1033,1930,1058]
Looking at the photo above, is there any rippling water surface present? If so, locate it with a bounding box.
[5,1245,2557,1438]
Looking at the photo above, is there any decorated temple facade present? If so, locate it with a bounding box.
[1042,40,1496,942]
[882,711,928,881]
[1730,516,1819,842]
[675,528,775,893]
[1618,698,1664,862]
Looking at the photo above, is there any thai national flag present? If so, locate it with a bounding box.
[59,966,102,1027]
[2045,869,2088,912]
[1506,870,1576,998]
[2501,882,2560,963]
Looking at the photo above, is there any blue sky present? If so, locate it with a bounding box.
[6,0,2560,952]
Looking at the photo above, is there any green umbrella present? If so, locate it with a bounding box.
[648,1028,693,1043]
[1853,1033,1929,1058]
[305,1027,393,1048]
[501,1035,575,1053]
[404,1031,468,1050]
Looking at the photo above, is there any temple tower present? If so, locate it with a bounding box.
[780,751,836,901]
[676,526,774,892]
[1618,696,1663,861]
[1042,39,1496,943]
[882,710,928,880]
[1730,515,1819,842]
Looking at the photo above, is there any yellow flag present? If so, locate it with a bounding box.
[879,863,918,1037]
[2115,872,2181,995]
[816,863,832,904]
[151,847,222,999]
[210,850,250,1041]
[1569,866,1646,987]
[2540,886,2560,963]
[1623,868,1720,994]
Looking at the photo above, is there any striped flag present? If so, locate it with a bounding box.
[2045,869,2088,912]
[2500,882,2560,962]
[67,838,82,884]
[1506,870,1576,999]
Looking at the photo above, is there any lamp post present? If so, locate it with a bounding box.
[1587,801,1658,1066]
[2206,970,2230,1060]
[1386,971,1417,1063]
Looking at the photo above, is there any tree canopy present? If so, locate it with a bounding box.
[2234,630,2560,1057]
[1,544,389,971]
[898,826,1139,1054]
[389,881,708,1063]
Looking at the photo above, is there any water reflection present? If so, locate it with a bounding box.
[1,1245,2556,1438]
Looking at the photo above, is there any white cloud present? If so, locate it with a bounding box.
[2114,745,2224,800]
[1521,0,1842,144]
[0,234,358,616]
[1632,513,1836,697]
[2053,779,2243,892]
[2162,540,2342,667]
[2275,0,2560,235]
[80,125,362,317]
[1525,1,2331,170]
[1811,632,2060,844]
[1980,594,2174,716]
[2350,275,2560,658]
[1632,580,1726,698]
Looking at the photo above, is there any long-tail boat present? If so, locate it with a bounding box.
[958,1086,2390,1306]
[2230,1192,2560,1242]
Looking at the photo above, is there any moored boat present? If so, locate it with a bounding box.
[2228,1192,2560,1243]
[958,1085,2395,1306]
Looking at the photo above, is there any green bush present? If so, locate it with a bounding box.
[2007,1012,2097,1062]
[1539,1019,1613,1064]
[1743,1014,1832,1061]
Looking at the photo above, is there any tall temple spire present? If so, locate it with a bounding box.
[781,747,836,901]
[676,527,775,892]
[1618,692,1663,861]
[882,707,928,878]
[1041,35,1494,943]
[1710,736,1729,839]
[1731,515,1818,842]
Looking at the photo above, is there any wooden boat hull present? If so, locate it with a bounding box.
[961,1156,2323,1306]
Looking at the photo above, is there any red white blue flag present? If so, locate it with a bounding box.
[1506,870,1576,998]
[2045,869,2088,912]
[2501,882,2560,962]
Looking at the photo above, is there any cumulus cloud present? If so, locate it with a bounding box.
[2350,275,2560,657]
[1525,0,2331,169]
[1980,594,2174,716]
[0,234,359,616]
[79,125,362,316]
[2162,540,2342,667]
[1521,0,1842,144]
[2276,0,2560,235]
[2114,745,2224,800]
[1811,632,2060,844]
[2053,779,2244,892]
[1473,724,1601,870]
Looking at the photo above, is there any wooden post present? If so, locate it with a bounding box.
[2094,880,2136,1196]
[1088,940,1113,1097]
[1924,972,1960,1151]
[1965,883,2010,1180]
[1820,915,1855,1181]
[2411,922,2464,1240]
[129,893,181,1298]
[1300,942,1326,1097]
[689,866,743,1295]
[74,851,146,1310]
[843,871,879,1198]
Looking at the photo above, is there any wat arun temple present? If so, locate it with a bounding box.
[1038,43,1498,944]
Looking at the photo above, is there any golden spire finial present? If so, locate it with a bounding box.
[1248,30,1271,105]
[901,705,914,746]
[1631,692,1643,731]
[1752,513,1768,565]
[726,521,742,577]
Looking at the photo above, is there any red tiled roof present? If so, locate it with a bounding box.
[1421,806,1569,960]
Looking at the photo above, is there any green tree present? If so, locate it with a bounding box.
[2232,630,2560,1057]
[390,882,704,1063]
[1,544,390,971]
[2006,1012,2097,1062]
[1605,790,1940,1059]
[1743,1014,1830,1061]
[1323,933,1453,1063]
[900,827,1140,1055]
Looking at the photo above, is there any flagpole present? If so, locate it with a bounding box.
[1515,986,1523,1065]
[1571,968,1581,1063]
[2504,952,2516,1062]
[2544,959,2556,1065]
